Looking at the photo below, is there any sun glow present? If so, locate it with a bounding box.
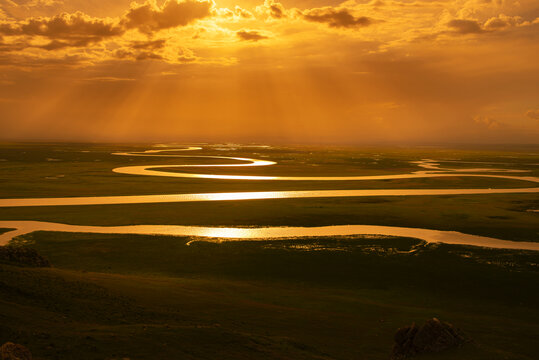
[0,0,537,143]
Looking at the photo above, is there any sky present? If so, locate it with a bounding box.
[0,0,538,144]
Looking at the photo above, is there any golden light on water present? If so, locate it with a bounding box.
[2,220,539,250]
[198,227,254,238]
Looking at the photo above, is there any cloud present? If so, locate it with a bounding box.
[130,39,166,50]
[256,0,287,20]
[0,0,214,53]
[0,8,8,20]
[112,41,199,64]
[484,14,525,30]
[484,17,509,30]
[114,48,164,62]
[446,14,531,36]
[38,39,85,50]
[177,46,198,62]
[135,51,163,60]
[234,6,254,19]
[0,0,64,19]
[526,109,539,120]
[302,7,372,29]
[237,30,268,41]
[0,41,28,53]
[0,11,124,47]
[0,52,84,67]
[215,6,253,19]
[447,19,484,34]
[122,0,213,34]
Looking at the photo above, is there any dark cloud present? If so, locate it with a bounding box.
[447,19,484,34]
[131,39,167,50]
[0,41,28,53]
[113,48,164,61]
[0,11,124,47]
[257,0,286,20]
[237,30,268,41]
[135,51,163,61]
[39,39,87,50]
[122,0,213,34]
[526,109,539,120]
[0,0,213,52]
[113,48,163,62]
[302,8,372,29]
[484,17,508,30]
[113,39,193,63]
[268,2,285,19]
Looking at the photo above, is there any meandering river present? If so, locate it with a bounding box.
[0,147,537,249]
[1,221,538,250]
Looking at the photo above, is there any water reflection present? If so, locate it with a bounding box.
[1,187,538,207]
[1,147,538,252]
[113,165,539,182]
[0,221,537,251]
[112,148,276,168]
[111,150,537,183]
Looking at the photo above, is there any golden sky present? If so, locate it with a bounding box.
[1,0,538,143]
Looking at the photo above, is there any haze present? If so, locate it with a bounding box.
[1,0,538,144]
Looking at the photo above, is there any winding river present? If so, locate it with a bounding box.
[0,146,537,249]
[1,221,539,251]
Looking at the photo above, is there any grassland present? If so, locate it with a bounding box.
[0,143,537,199]
[0,143,538,359]
[1,232,538,359]
[0,143,538,242]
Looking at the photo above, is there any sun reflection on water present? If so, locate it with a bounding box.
[198,227,254,238]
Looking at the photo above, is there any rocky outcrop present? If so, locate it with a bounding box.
[0,246,50,267]
[0,342,32,360]
[391,318,466,359]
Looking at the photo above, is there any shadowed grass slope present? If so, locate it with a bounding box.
[0,233,537,359]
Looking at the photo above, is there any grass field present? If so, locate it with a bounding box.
[0,143,538,359]
[1,143,538,199]
[1,232,539,359]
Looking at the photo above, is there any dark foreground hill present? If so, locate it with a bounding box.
[0,232,538,359]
